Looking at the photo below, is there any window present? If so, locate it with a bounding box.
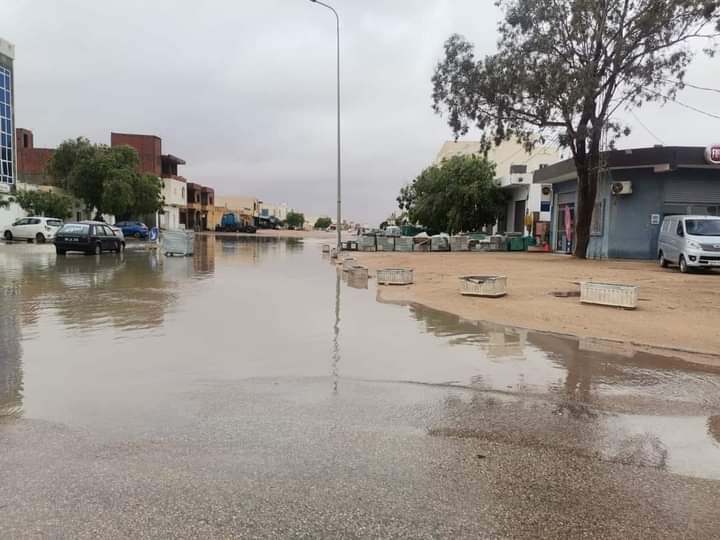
[60,224,90,235]
[28,218,41,225]
[676,221,684,236]
[23,133,29,148]
[590,201,604,236]
[0,66,12,185]
[510,164,528,174]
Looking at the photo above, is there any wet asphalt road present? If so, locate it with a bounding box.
[2,236,720,538]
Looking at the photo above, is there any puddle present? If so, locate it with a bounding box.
[1,236,720,480]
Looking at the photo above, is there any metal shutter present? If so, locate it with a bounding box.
[665,178,720,204]
[558,192,576,204]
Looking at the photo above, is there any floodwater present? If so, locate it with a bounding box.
[2,235,720,537]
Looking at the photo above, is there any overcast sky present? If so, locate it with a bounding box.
[4,0,719,224]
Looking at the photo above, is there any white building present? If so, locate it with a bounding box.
[160,176,186,230]
[436,140,561,235]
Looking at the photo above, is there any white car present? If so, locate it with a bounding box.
[3,216,64,244]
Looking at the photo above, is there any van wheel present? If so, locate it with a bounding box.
[679,255,689,273]
[35,233,46,244]
[4,230,12,241]
[658,251,668,268]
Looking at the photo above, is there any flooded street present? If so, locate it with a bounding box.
[2,236,720,538]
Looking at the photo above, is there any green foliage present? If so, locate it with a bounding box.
[0,197,9,209]
[399,155,506,234]
[13,190,74,218]
[47,140,163,219]
[432,0,720,257]
[286,211,305,229]
[314,216,332,229]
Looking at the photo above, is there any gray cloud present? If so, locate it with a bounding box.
[4,0,719,224]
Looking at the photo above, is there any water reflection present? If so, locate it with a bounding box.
[0,281,23,420]
[332,269,341,394]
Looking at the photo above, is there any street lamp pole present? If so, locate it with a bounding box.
[309,0,342,251]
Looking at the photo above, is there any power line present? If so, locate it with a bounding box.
[629,110,664,145]
[662,79,720,95]
[644,87,720,120]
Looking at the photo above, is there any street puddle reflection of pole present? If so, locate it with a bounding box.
[332,269,341,394]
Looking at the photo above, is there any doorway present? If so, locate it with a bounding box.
[514,200,526,234]
[556,203,574,253]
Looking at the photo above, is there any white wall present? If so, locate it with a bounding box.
[162,177,186,207]
[0,198,26,232]
[160,206,180,230]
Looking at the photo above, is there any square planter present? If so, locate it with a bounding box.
[395,237,414,252]
[580,282,638,309]
[377,268,414,285]
[359,236,376,252]
[450,236,470,252]
[322,244,331,253]
[431,236,450,252]
[413,239,430,252]
[376,236,396,252]
[460,276,507,297]
[341,257,357,271]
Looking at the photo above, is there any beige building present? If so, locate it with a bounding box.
[216,196,260,218]
[436,140,561,234]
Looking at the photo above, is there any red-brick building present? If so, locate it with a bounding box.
[15,128,54,185]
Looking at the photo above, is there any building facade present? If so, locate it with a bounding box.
[110,132,188,230]
[0,38,15,192]
[535,145,720,259]
[15,128,54,185]
[436,140,561,235]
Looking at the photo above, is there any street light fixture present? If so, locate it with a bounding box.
[308,0,342,251]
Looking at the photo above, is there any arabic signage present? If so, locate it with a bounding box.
[706,144,720,165]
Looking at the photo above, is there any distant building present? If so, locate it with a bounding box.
[436,140,561,235]
[0,37,15,192]
[15,128,54,185]
[110,132,189,230]
[182,182,215,231]
[259,202,289,222]
[216,195,260,220]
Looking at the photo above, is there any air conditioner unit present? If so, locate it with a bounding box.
[611,181,633,195]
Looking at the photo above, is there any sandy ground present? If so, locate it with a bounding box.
[354,251,720,360]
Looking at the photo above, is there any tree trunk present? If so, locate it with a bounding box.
[574,137,601,259]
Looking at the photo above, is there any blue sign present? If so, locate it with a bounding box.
[149,227,159,242]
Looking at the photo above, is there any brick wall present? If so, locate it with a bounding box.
[110,132,161,176]
[16,129,54,185]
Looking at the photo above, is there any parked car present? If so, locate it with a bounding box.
[115,221,149,239]
[3,216,64,243]
[54,221,125,256]
[658,215,720,273]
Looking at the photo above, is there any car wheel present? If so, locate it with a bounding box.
[56,248,66,256]
[679,255,689,273]
[118,241,125,253]
[35,233,46,244]
[3,230,12,241]
[658,251,668,268]
[134,232,142,239]
[94,242,102,256]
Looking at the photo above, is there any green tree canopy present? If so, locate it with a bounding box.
[398,155,506,234]
[286,211,305,229]
[314,216,332,229]
[12,190,74,218]
[432,0,720,257]
[47,139,163,219]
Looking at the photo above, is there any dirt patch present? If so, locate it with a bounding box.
[354,251,720,360]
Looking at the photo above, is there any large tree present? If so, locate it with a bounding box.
[398,155,506,234]
[13,190,74,218]
[48,139,163,219]
[286,211,305,229]
[432,0,720,258]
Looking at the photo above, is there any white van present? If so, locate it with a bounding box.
[657,215,720,273]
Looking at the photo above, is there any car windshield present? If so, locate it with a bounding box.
[59,224,90,235]
[47,220,63,227]
[685,219,720,236]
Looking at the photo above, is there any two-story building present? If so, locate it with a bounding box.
[181,182,216,231]
[215,195,260,227]
[110,132,189,231]
[435,140,561,236]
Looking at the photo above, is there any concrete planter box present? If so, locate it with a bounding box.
[377,268,414,285]
[330,248,338,259]
[395,237,414,252]
[376,236,396,252]
[341,257,357,271]
[450,236,470,252]
[413,239,431,252]
[460,275,507,297]
[349,265,368,278]
[580,282,639,309]
[359,236,376,252]
[322,244,331,253]
[431,236,450,252]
